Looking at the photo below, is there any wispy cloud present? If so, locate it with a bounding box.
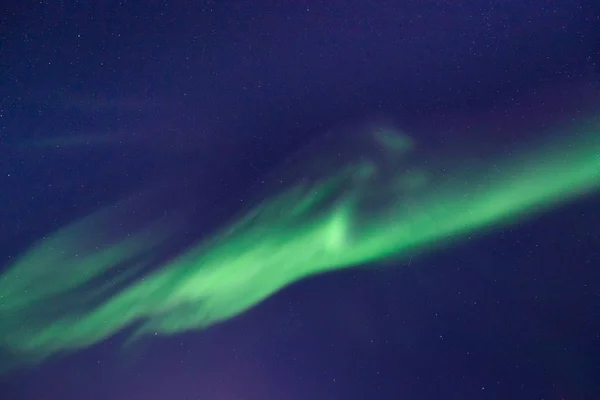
[23,89,160,114]
[55,93,159,113]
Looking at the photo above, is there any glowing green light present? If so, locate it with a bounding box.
[0,117,598,372]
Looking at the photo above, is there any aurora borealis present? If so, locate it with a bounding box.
[1,116,598,373]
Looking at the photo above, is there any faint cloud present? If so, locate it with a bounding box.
[15,132,126,149]
[57,93,159,113]
[25,89,160,114]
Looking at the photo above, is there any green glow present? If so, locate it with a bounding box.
[0,117,599,372]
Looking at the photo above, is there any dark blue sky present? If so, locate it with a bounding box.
[1,1,599,399]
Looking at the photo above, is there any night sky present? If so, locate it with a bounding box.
[1,1,600,399]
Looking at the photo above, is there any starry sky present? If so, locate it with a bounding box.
[1,1,599,399]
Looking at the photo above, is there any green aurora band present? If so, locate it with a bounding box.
[0,117,599,372]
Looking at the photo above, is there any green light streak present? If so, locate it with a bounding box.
[0,117,598,372]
